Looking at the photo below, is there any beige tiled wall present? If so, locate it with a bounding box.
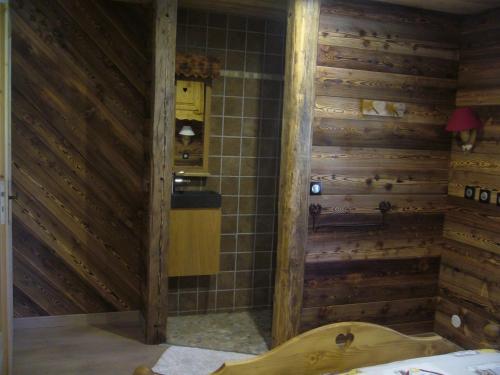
[169,9,285,315]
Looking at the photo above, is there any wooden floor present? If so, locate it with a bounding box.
[14,324,165,375]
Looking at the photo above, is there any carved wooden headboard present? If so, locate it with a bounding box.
[133,322,460,375]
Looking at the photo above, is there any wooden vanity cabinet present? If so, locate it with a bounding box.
[167,208,221,277]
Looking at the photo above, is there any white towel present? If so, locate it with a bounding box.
[152,345,255,375]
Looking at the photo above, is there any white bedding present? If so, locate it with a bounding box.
[337,350,500,375]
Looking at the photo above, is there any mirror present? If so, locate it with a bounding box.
[173,80,211,176]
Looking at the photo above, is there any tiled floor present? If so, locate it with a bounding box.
[167,309,272,354]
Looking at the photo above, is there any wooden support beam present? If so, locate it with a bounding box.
[144,0,177,345]
[111,0,286,19]
[111,0,152,4]
[179,0,286,20]
[0,3,12,372]
[272,0,320,347]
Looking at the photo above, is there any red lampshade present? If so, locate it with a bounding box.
[446,107,483,132]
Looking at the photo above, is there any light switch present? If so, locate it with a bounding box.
[310,182,322,195]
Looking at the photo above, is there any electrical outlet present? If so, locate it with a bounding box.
[464,186,475,200]
[479,189,491,204]
[310,182,322,195]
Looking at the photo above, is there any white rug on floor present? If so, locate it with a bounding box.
[152,345,256,375]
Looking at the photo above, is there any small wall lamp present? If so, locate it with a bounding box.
[446,107,483,152]
[179,125,195,146]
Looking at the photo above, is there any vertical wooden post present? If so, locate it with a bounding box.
[0,3,12,372]
[272,0,320,347]
[145,0,177,345]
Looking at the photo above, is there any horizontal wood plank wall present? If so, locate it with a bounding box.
[435,8,500,349]
[11,0,151,316]
[301,0,460,334]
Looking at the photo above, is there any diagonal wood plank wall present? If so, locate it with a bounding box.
[435,8,500,349]
[11,0,152,316]
[301,0,460,334]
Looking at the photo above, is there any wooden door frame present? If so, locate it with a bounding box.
[113,0,320,347]
[0,1,12,373]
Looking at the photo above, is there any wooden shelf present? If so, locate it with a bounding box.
[175,171,211,177]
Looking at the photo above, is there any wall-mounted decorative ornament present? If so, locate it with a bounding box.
[446,107,484,152]
[176,52,221,80]
[361,99,406,117]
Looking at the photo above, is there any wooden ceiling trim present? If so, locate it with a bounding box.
[111,0,287,18]
[111,0,152,4]
[371,0,500,15]
[111,0,500,16]
[179,0,286,19]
